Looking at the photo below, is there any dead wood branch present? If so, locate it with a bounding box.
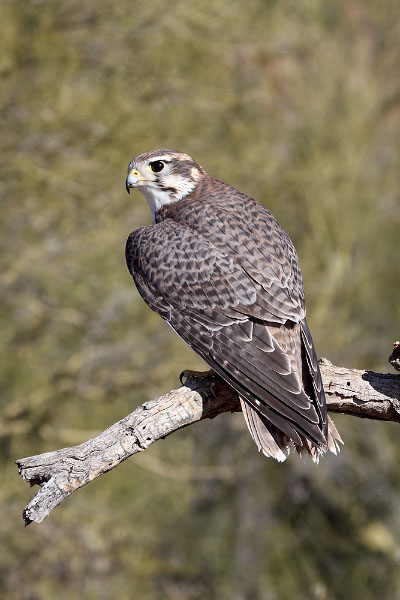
[17,359,400,525]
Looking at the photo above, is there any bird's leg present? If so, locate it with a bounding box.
[179,368,215,385]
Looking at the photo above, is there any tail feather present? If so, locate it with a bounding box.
[241,397,342,463]
[240,397,290,462]
[326,415,342,455]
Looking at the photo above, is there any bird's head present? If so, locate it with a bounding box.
[126,149,205,222]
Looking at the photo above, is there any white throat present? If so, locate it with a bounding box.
[139,177,197,223]
[140,186,176,223]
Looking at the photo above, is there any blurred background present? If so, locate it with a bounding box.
[1,1,400,598]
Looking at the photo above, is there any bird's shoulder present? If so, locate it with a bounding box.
[126,175,305,312]
[163,176,304,303]
[163,175,276,224]
[162,176,298,264]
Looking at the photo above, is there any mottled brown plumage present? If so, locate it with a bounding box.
[125,150,341,461]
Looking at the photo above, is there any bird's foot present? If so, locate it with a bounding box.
[179,368,215,385]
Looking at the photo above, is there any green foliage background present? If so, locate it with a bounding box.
[1,1,400,598]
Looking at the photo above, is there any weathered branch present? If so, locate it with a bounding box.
[17,358,400,525]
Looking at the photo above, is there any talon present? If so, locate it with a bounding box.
[179,368,215,385]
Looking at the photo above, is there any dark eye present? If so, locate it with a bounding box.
[150,160,164,173]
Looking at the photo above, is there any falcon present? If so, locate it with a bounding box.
[125,150,341,462]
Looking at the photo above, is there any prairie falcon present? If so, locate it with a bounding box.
[125,150,341,462]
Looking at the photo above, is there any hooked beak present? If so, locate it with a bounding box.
[125,169,145,194]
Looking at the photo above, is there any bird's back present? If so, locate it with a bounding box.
[126,170,341,461]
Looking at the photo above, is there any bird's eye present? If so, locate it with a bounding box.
[150,160,164,173]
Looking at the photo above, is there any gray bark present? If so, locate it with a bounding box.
[17,359,400,525]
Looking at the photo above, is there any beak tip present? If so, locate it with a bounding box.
[125,180,131,194]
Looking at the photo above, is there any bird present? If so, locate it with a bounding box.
[125,149,341,462]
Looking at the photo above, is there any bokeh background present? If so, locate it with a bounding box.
[1,1,400,598]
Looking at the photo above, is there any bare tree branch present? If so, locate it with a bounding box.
[17,358,400,526]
